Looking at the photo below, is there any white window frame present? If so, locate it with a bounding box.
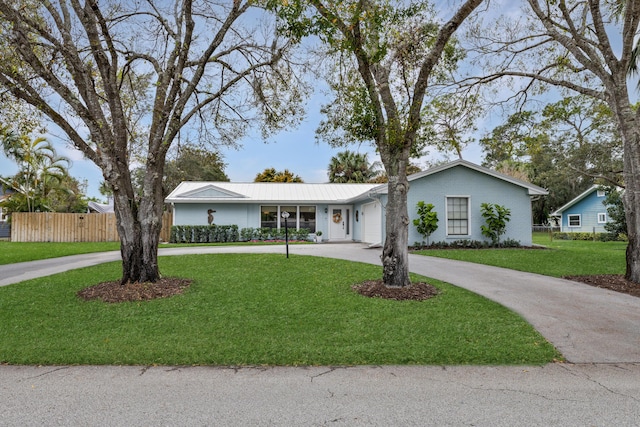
[446,196,470,237]
[597,212,607,224]
[597,190,606,197]
[568,214,581,228]
[261,205,317,232]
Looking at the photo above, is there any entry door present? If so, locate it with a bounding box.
[329,206,349,240]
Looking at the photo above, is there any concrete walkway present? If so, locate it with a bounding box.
[2,243,640,425]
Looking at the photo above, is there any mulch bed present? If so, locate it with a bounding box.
[77,277,192,303]
[75,274,640,304]
[563,274,640,298]
[352,280,439,301]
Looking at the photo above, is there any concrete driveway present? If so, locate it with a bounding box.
[1,243,640,425]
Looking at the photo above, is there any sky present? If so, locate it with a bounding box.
[0,0,508,202]
[0,87,486,202]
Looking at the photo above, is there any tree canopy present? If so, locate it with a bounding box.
[327,150,380,183]
[0,1,304,284]
[254,168,303,182]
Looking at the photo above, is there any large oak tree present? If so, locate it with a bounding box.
[271,0,484,287]
[468,0,640,282]
[0,0,302,284]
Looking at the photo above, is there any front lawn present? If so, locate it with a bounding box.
[0,241,121,265]
[413,232,626,277]
[0,253,560,366]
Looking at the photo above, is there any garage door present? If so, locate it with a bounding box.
[362,201,382,244]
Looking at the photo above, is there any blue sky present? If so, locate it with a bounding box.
[1,0,501,202]
[0,90,485,202]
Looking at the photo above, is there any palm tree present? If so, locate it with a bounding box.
[1,131,70,212]
[328,150,380,183]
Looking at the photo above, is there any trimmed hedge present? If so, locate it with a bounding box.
[170,225,239,243]
[169,225,311,243]
[238,227,311,242]
[552,232,627,242]
[412,239,522,250]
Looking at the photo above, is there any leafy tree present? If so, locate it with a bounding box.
[480,203,511,246]
[602,186,627,238]
[470,0,640,282]
[412,201,438,247]
[328,150,380,183]
[0,129,72,213]
[480,96,623,224]
[131,146,229,198]
[422,93,480,160]
[254,168,303,182]
[0,1,303,284]
[369,163,422,183]
[270,0,484,287]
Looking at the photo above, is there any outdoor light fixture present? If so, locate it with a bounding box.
[281,211,290,258]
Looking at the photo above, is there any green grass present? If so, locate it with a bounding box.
[0,253,560,366]
[413,232,626,277]
[0,240,310,265]
[0,241,121,265]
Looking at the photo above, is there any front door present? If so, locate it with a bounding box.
[329,206,350,240]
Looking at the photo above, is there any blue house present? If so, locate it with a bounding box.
[165,159,547,246]
[551,186,611,233]
[0,185,12,239]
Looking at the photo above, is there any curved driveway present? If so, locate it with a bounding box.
[2,243,640,426]
[1,242,639,363]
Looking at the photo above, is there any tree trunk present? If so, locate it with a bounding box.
[110,164,163,285]
[381,169,411,288]
[621,122,640,283]
[615,102,640,283]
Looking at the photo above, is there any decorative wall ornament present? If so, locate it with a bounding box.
[207,209,216,225]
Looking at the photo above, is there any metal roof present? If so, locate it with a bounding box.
[165,181,381,204]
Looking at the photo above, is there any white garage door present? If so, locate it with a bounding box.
[362,201,382,244]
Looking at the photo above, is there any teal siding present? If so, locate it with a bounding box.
[174,204,257,229]
[560,190,608,233]
[406,166,534,246]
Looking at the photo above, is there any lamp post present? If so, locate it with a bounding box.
[281,211,290,258]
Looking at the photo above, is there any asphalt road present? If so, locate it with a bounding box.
[1,243,640,425]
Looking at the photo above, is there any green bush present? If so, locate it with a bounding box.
[415,239,522,250]
[552,231,627,242]
[169,225,239,243]
[238,227,311,242]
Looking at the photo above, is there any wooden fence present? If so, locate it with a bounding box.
[11,212,173,243]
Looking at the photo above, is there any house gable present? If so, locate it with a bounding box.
[177,184,247,200]
[552,186,609,232]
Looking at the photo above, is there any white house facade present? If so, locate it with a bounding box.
[165,160,548,246]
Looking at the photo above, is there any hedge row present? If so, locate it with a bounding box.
[412,238,522,250]
[170,225,239,243]
[239,227,311,242]
[169,225,311,243]
[552,232,627,242]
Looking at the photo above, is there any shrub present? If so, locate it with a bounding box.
[170,225,239,243]
[480,203,511,246]
[413,201,438,247]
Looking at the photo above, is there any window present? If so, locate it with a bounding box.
[280,206,297,229]
[598,213,607,224]
[261,205,316,233]
[597,190,605,197]
[261,206,278,229]
[299,206,316,233]
[447,197,469,236]
[568,214,581,227]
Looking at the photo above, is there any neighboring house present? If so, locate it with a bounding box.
[87,200,115,213]
[551,185,612,233]
[165,159,547,246]
[0,186,13,239]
